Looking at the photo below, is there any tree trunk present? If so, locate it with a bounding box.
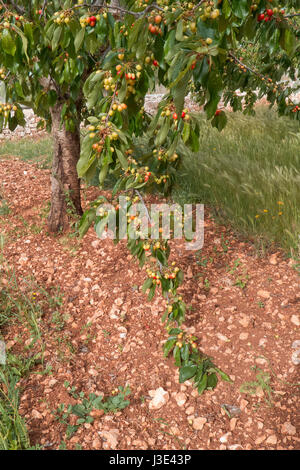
[48,104,83,233]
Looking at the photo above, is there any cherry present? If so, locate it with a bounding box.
[173,113,178,120]
[266,9,273,17]
[257,13,265,22]
[153,60,158,67]
[215,109,221,116]
[181,111,186,118]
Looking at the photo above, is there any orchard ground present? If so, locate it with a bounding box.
[0,109,299,450]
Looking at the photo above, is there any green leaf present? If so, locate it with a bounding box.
[163,338,176,357]
[148,284,156,301]
[52,26,63,50]
[207,373,218,389]
[1,29,16,56]
[214,367,233,383]
[155,118,170,146]
[182,121,190,143]
[211,111,227,131]
[232,0,249,20]
[116,149,128,170]
[142,277,153,293]
[197,373,208,395]
[179,364,197,383]
[173,345,181,367]
[78,208,96,239]
[95,216,108,238]
[280,29,296,56]
[74,28,85,52]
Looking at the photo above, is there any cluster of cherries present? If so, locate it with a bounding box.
[257,9,276,22]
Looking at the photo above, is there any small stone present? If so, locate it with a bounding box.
[228,444,243,450]
[291,315,300,327]
[269,254,278,265]
[255,436,266,445]
[210,287,218,295]
[282,422,296,436]
[257,290,271,299]
[266,435,277,445]
[291,350,300,366]
[239,316,250,328]
[186,266,193,279]
[90,409,105,418]
[32,409,43,419]
[240,399,248,411]
[100,429,119,450]
[239,332,249,340]
[192,417,207,431]
[256,357,267,366]
[217,333,230,342]
[185,406,195,415]
[148,387,169,410]
[220,432,231,443]
[174,392,187,407]
[230,418,237,431]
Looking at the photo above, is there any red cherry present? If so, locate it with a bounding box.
[215,109,221,116]
[38,9,42,14]
[181,111,186,118]
[266,9,273,17]
[173,113,178,120]
[264,16,270,22]
[90,21,96,27]
[257,13,265,22]
[90,16,97,22]
[191,63,196,70]
[153,60,158,67]
[15,16,19,21]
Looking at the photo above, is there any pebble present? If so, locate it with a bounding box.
[99,429,119,450]
[216,333,230,342]
[174,392,187,407]
[239,399,249,411]
[266,435,277,445]
[230,418,238,431]
[291,315,300,326]
[239,332,249,340]
[220,432,231,443]
[32,409,43,419]
[282,422,296,436]
[192,417,207,431]
[257,290,271,299]
[148,387,169,410]
[255,435,266,445]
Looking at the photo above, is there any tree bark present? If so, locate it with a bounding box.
[48,103,83,233]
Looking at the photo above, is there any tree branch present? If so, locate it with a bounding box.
[5,0,25,15]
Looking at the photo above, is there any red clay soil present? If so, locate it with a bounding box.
[0,157,299,450]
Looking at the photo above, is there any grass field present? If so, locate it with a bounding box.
[0,136,53,169]
[173,107,300,254]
